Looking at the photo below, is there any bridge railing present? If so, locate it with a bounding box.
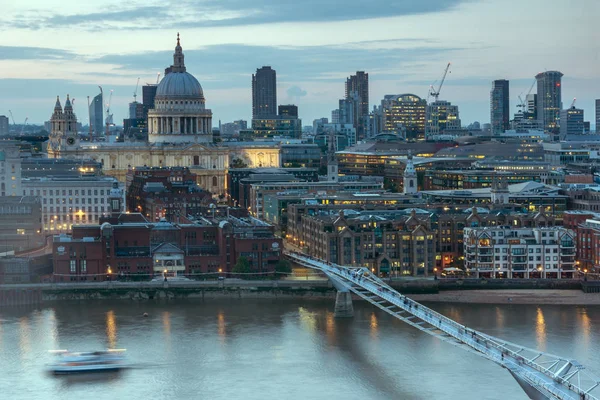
[286,251,600,400]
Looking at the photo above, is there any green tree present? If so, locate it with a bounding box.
[233,256,252,274]
[275,259,292,276]
[230,158,248,169]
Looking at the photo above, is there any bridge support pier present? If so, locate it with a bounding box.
[334,291,354,318]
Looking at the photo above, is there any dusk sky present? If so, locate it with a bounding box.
[0,0,598,128]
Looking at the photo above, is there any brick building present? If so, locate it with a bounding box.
[126,167,213,221]
[52,213,282,281]
[299,209,436,277]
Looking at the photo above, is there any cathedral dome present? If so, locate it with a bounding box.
[156,72,204,100]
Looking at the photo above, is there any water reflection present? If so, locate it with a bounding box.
[217,310,226,344]
[579,307,591,347]
[47,309,59,351]
[105,310,117,349]
[55,371,124,387]
[298,307,317,333]
[19,317,31,357]
[495,306,505,330]
[536,307,546,350]
[325,311,335,342]
[370,312,379,339]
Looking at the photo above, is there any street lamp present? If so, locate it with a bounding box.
[107,266,112,281]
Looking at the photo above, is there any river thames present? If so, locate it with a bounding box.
[1,299,599,400]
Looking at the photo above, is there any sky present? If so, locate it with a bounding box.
[0,0,598,128]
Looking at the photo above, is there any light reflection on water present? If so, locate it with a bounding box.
[1,300,600,400]
[536,307,547,351]
[105,310,117,349]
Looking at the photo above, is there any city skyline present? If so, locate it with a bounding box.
[0,0,598,127]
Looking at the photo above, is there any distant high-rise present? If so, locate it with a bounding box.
[381,94,427,140]
[425,100,461,138]
[345,71,369,140]
[535,71,563,133]
[596,99,600,133]
[252,66,277,119]
[0,115,8,136]
[559,106,584,139]
[278,104,298,118]
[142,84,158,119]
[526,94,537,118]
[490,80,510,134]
[89,92,103,138]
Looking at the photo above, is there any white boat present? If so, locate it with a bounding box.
[48,349,127,374]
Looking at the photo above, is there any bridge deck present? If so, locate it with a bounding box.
[287,252,600,400]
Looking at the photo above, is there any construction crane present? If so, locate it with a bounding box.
[8,110,16,133]
[133,77,140,102]
[517,79,536,110]
[20,117,28,135]
[429,62,451,103]
[569,97,577,109]
[105,89,114,136]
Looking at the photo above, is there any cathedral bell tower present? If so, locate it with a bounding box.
[403,152,417,194]
[47,95,79,157]
[327,131,339,182]
[63,95,79,148]
[47,96,63,158]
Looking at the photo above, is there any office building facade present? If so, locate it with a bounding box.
[535,71,563,133]
[559,107,584,139]
[345,71,369,139]
[142,84,158,119]
[425,100,461,138]
[490,80,510,134]
[252,66,277,119]
[596,99,600,133]
[0,142,22,196]
[381,94,426,140]
[21,176,121,233]
[89,92,103,137]
[0,116,8,136]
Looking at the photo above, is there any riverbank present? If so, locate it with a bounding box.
[410,289,600,305]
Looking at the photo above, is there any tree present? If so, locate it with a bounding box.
[233,256,252,274]
[230,158,248,169]
[275,259,292,276]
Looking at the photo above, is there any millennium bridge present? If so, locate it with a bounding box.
[286,251,600,400]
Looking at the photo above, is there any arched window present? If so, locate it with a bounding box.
[212,176,218,187]
[409,180,414,187]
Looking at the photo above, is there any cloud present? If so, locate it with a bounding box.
[92,41,466,89]
[0,46,76,60]
[287,86,307,98]
[6,0,469,31]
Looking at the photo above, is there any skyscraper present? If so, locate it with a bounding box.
[89,92,103,138]
[381,94,427,140]
[278,105,298,118]
[490,80,510,134]
[596,99,600,133]
[559,106,584,139]
[252,66,277,119]
[345,71,369,139]
[535,71,563,133]
[425,100,461,139]
[0,115,8,136]
[142,84,158,119]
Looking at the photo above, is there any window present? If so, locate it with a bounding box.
[70,260,76,273]
[81,260,87,273]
